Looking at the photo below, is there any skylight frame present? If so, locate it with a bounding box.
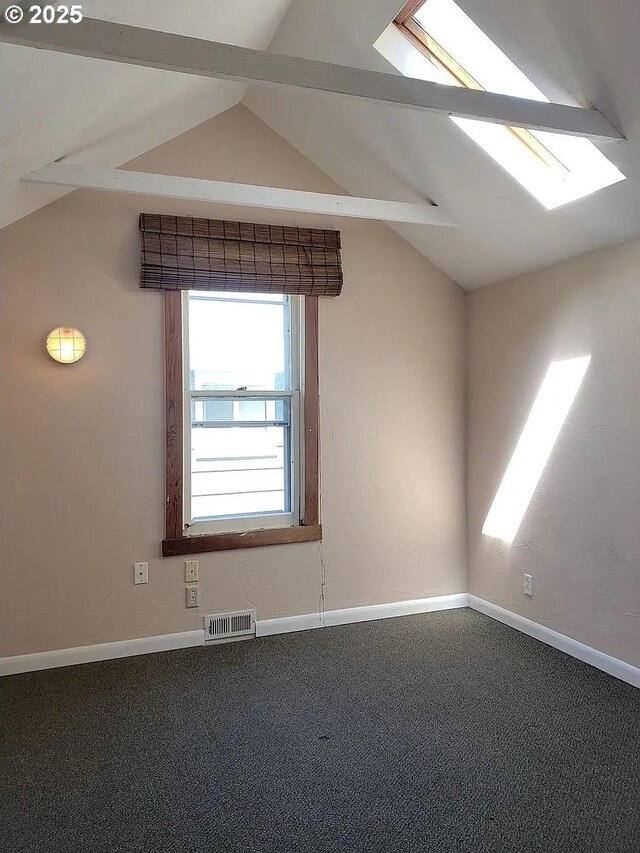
[396,14,567,176]
[385,0,625,209]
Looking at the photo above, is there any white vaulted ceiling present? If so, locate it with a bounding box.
[1,0,639,288]
[245,0,640,288]
[0,0,292,229]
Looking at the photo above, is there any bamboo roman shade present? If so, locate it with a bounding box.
[139,213,342,296]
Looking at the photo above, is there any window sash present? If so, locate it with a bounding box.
[181,292,303,535]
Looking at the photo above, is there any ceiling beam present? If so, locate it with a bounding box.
[0,14,621,139]
[22,163,456,226]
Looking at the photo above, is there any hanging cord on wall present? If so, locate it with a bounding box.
[317,540,327,626]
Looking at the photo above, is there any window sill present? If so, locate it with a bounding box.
[162,524,322,557]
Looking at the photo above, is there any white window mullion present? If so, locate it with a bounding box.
[190,390,296,400]
[290,390,301,524]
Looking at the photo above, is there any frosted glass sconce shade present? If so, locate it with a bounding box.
[46,327,87,364]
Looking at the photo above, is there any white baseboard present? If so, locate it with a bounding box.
[0,629,204,677]
[0,594,467,675]
[7,594,634,688]
[468,596,640,689]
[256,611,325,636]
[256,593,469,637]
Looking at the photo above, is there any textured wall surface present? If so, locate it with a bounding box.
[0,106,466,657]
[467,239,640,666]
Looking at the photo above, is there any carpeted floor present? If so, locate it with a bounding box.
[1,609,639,852]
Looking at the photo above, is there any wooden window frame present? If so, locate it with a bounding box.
[394,0,427,26]
[161,291,321,557]
[393,0,568,175]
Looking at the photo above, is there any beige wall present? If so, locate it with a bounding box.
[467,238,640,667]
[0,106,466,657]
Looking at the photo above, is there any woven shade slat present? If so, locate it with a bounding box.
[139,213,343,297]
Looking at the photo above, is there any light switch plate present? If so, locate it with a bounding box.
[134,562,149,584]
[524,573,533,597]
[185,559,199,583]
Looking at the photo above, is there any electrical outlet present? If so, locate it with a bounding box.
[134,562,149,584]
[524,573,533,597]
[185,559,199,583]
[185,585,199,608]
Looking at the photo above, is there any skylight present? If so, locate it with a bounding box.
[374,0,624,209]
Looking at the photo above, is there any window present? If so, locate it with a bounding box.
[185,291,298,533]
[162,291,321,556]
[375,0,624,209]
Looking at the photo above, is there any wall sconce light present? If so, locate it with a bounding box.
[46,327,87,364]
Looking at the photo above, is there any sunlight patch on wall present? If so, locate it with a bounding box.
[482,356,591,543]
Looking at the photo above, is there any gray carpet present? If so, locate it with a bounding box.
[1,609,639,852]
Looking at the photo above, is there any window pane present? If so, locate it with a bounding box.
[400,0,625,208]
[414,0,546,101]
[194,399,234,422]
[188,292,290,391]
[190,398,291,521]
